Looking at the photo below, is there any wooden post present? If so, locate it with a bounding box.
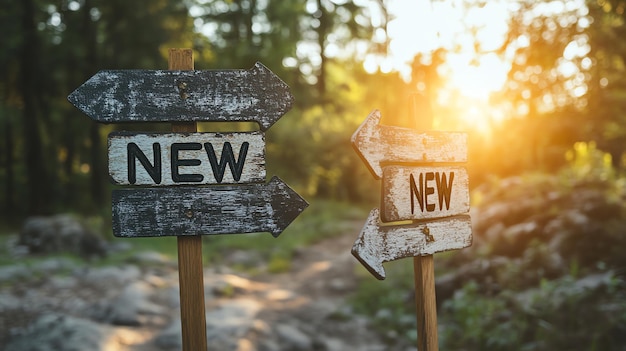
[169,48,208,351]
[414,255,438,350]
[411,92,439,351]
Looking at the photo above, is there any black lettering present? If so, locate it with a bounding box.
[127,142,161,184]
[410,173,425,214]
[436,171,454,210]
[171,143,203,183]
[204,142,249,183]
[425,172,435,212]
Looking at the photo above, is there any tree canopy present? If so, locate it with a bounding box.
[1,0,626,221]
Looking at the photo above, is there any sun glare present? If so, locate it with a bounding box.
[381,0,510,92]
[365,0,513,132]
[446,52,509,99]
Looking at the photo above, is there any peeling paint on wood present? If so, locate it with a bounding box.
[381,165,469,222]
[351,110,467,179]
[351,107,472,281]
[111,176,308,238]
[108,131,265,185]
[351,208,472,280]
[68,62,293,130]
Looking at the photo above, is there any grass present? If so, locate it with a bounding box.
[350,259,418,344]
[0,199,369,274]
[201,199,369,272]
[348,251,469,347]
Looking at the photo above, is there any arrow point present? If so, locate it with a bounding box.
[67,85,88,116]
[67,71,114,122]
[67,89,78,106]
[351,109,382,145]
[351,208,386,280]
[267,176,308,237]
[252,61,268,73]
[352,109,383,179]
[351,248,386,280]
[252,62,295,131]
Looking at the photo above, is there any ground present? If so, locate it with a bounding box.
[0,225,416,351]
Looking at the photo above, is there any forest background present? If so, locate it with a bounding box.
[4,0,626,219]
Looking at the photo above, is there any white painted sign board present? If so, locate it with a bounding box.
[352,209,472,280]
[381,165,470,223]
[351,110,467,179]
[108,131,265,185]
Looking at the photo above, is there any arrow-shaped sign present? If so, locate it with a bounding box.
[351,208,472,280]
[112,176,308,238]
[68,62,293,131]
[351,110,468,178]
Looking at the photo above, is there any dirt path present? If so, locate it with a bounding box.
[249,228,388,350]
[2,227,412,350]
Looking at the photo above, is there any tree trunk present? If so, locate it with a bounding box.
[83,0,104,209]
[3,111,14,214]
[89,123,104,207]
[19,0,46,214]
[316,0,328,97]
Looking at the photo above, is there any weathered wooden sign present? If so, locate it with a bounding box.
[69,49,306,351]
[112,176,307,238]
[381,165,469,222]
[351,109,472,280]
[68,59,308,239]
[352,209,472,280]
[108,131,265,185]
[351,109,467,178]
[67,62,293,130]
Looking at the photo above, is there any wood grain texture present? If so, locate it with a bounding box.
[168,48,208,351]
[108,131,265,185]
[414,255,438,351]
[409,94,440,351]
[67,62,293,130]
[177,234,206,351]
[111,176,308,238]
[351,208,472,280]
[351,110,467,179]
[381,165,469,222]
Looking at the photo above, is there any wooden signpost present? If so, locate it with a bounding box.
[351,108,472,350]
[68,49,307,351]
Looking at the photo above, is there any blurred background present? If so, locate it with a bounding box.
[1,0,626,350]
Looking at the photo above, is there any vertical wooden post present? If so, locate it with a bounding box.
[414,255,438,350]
[169,48,208,351]
[411,92,439,351]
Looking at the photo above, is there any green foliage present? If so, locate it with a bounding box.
[443,158,626,348]
[202,199,368,271]
[349,260,417,346]
[562,141,616,184]
[267,254,292,273]
[441,282,525,350]
[441,273,626,351]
